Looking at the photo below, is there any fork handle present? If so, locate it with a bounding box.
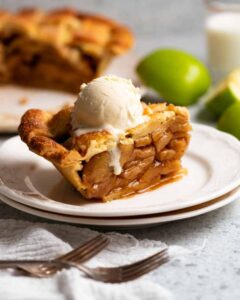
[0,260,58,269]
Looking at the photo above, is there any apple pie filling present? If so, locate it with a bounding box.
[19,103,191,201]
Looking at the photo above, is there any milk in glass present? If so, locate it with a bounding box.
[206,12,240,80]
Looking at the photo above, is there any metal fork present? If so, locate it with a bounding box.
[17,234,109,277]
[23,247,169,282]
[66,247,170,283]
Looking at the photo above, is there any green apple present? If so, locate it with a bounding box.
[136,48,211,106]
[218,102,240,139]
[205,69,240,118]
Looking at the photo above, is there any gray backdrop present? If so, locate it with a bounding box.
[0,0,206,58]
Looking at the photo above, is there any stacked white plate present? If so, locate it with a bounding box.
[0,123,240,228]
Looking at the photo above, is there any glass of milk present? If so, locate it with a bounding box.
[206,0,240,81]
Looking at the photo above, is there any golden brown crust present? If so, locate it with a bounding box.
[19,109,52,144]
[19,103,191,201]
[0,7,134,92]
[18,107,76,166]
[0,7,134,53]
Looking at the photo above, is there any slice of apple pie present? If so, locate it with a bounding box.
[19,76,191,201]
[0,8,133,92]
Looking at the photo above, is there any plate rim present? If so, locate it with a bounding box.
[0,186,239,228]
[0,123,240,217]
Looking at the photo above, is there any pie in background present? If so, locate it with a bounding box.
[0,8,133,92]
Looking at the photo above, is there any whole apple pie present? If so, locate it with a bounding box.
[19,76,191,201]
[0,8,133,92]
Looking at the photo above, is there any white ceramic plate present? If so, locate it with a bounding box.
[0,187,239,228]
[0,124,240,218]
[0,85,76,132]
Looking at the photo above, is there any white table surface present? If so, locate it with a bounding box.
[0,0,240,299]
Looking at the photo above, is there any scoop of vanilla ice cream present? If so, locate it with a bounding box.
[71,75,143,132]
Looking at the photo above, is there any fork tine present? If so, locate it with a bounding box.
[66,236,109,262]
[56,249,170,283]
[59,234,107,261]
[39,234,109,276]
[122,256,169,282]
[122,252,169,276]
[121,248,168,273]
[72,238,109,263]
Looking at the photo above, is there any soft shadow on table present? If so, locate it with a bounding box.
[36,167,91,206]
[0,133,16,139]
[0,156,91,206]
